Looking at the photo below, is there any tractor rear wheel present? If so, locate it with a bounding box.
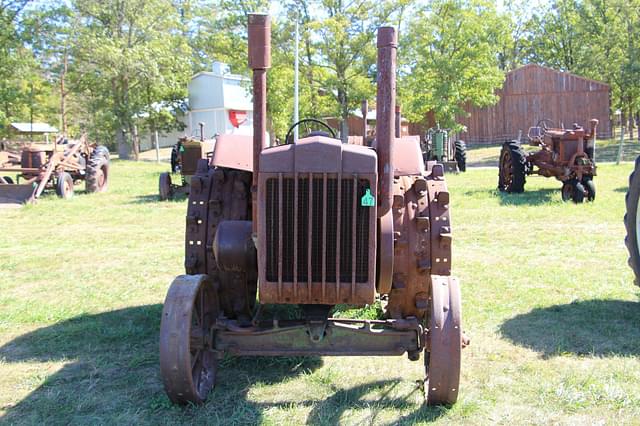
[86,147,110,193]
[160,274,219,405]
[159,172,173,201]
[425,276,462,406]
[624,156,640,286]
[56,172,74,199]
[498,141,526,193]
[454,140,467,172]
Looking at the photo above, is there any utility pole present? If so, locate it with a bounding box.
[293,8,300,143]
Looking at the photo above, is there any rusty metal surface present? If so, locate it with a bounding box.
[159,274,219,404]
[185,161,256,320]
[249,13,271,235]
[215,318,422,356]
[210,134,252,171]
[375,27,397,218]
[257,137,378,305]
[425,275,461,405]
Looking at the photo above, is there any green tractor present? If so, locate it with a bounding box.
[422,127,467,172]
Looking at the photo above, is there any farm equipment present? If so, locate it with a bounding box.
[498,119,598,203]
[159,15,465,407]
[158,130,213,200]
[422,127,467,172]
[0,134,109,205]
[625,156,640,286]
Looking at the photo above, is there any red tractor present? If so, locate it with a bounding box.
[498,119,598,203]
[159,14,465,406]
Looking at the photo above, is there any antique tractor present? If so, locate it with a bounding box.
[498,119,598,203]
[422,127,467,172]
[159,15,464,406]
[0,134,109,205]
[159,127,214,201]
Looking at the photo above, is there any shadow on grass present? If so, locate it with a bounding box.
[614,186,629,193]
[500,299,640,358]
[461,187,558,206]
[305,379,446,425]
[129,193,188,204]
[0,305,322,423]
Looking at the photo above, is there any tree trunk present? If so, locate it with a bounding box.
[629,108,634,140]
[131,124,140,161]
[117,127,131,159]
[60,49,68,136]
[338,86,349,144]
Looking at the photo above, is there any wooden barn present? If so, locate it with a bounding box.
[458,64,611,144]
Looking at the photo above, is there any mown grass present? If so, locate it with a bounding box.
[1,159,639,425]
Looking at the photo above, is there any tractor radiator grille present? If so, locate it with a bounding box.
[265,175,370,284]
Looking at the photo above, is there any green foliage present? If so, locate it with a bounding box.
[400,0,508,131]
[69,0,192,150]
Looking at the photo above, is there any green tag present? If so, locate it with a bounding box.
[179,145,185,152]
[361,188,375,207]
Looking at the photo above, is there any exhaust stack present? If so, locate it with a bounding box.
[248,13,271,232]
[375,27,397,218]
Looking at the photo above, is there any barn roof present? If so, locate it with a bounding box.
[10,122,58,133]
[506,64,609,93]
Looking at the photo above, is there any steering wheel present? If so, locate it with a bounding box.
[536,119,555,132]
[285,119,336,144]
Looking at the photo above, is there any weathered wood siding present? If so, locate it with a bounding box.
[458,64,611,144]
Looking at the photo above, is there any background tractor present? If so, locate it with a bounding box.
[498,119,598,203]
[158,126,214,200]
[0,134,109,205]
[422,127,467,172]
[159,15,465,407]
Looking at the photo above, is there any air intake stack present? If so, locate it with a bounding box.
[375,27,397,217]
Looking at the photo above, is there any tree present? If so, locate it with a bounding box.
[70,0,192,159]
[400,0,508,131]
[308,0,407,142]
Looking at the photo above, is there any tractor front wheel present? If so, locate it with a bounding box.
[425,276,462,405]
[159,172,173,201]
[56,172,74,199]
[561,179,585,203]
[583,176,596,201]
[160,274,219,405]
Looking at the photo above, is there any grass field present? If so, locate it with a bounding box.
[1,156,639,425]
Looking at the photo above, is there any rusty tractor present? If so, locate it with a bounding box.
[159,15,464,406]
[422,128,466,173]
[625,156,640,286]
[159,128,213,201]
[498,119,598,203]
[0,134,109,205]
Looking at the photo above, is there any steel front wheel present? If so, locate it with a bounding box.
[425,276,462,405]
[160,274,219,405]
